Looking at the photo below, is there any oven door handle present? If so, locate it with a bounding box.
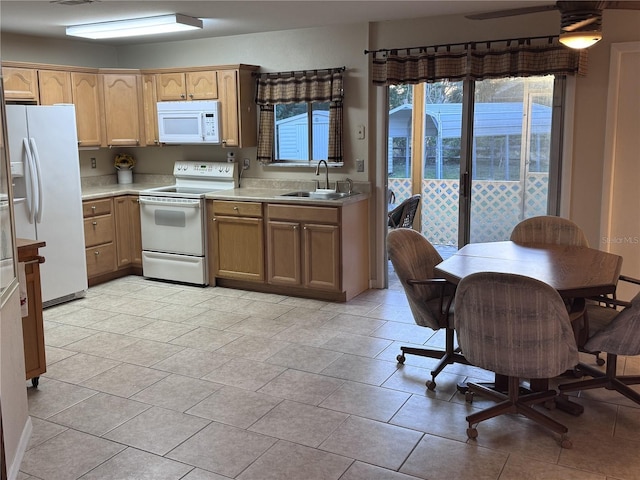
[139,197,201,208]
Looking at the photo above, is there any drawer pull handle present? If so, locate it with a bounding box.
[92,221,97,226]
[94,251,100,256]
[91,206,96,211]
[233,206,239,211]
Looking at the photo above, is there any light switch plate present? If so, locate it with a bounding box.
[356,159,365,172]
[356,125,365,139]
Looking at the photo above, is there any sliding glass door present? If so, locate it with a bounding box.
[387,75,558,257]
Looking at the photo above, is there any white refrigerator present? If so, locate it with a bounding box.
[6,104,88,307]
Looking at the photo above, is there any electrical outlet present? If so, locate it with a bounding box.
[356,158,365,172]
[91,157,96,169]
[356,125,365,140]
[243,158,250,169]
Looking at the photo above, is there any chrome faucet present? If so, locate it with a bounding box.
[315,160,330,190]
[344,177,353,195]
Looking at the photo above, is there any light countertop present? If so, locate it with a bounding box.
[82,183,369,206]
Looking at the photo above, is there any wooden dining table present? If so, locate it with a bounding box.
[435,240,624,415]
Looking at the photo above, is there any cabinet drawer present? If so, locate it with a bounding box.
[83,198,112,217]
[213,200,262,217]
[267,204,338,223]
[84,215,114,247]
[85,243,116,277]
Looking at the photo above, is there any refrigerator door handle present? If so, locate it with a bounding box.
[23,137,37,223]
[29,137,44,223]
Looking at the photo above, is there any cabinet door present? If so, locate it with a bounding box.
[102,73,143,146]
[38,70,72,105]
[71,72,104,147]
[217,69,240,147]
[85,243,117,278]
[186,71,217,100]
[303,223,340,291]
[212,215,264,281]
[142,74,159,145]
[266,220,302,286]
[114,195,142,268]
[156,72,187,101]
[2,67,39,102]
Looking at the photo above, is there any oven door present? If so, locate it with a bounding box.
[139,196,204,256]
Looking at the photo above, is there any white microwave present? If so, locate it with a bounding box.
[157,100,221,144]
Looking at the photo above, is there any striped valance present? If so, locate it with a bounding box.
[255,67,344,105]
[370,37,588,85]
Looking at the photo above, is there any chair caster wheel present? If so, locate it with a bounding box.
[456,383,469,394]
[560,436,573,449]
[425,380,436,391]
[596,357,605,366]
[465,391,474,403]
[466,427,478,439]
[396,354,406,365]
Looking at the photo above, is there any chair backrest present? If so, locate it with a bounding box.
[387,228,451,330]
[585,291,640,356]
[455,272,578,379]
[388,194,421,229]
[510,215,589,247]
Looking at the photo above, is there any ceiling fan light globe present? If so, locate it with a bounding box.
[559,31,602,49]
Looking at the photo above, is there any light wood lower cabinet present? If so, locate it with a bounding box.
[17,239,46,388]
[83,196,142,286]
[114,195,142,268]
[212,198,369,302]
[267,204,341,292]
[208,200,264,283]
[83,198,117,280]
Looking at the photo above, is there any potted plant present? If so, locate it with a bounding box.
[114,153,135,184]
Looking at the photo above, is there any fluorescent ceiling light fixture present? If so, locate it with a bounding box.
[559,31,602,49]
[66,14,202,39]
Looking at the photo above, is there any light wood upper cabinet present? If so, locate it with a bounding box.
[156,71,217,101]
[217,68,257,148]
[71,72,104,147]
[38,70,72,105]
[101,73,144,147]
[142,74,159,146]
[2,67,39,102]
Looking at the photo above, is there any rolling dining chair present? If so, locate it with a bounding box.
[510,215,600,365]
[558,276,640,405]
[509,215,590,247]
[387,228,468,390]
[455,272,579,448]
[388,194,421,229]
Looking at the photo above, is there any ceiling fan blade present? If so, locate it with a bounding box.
[562,16,599,31]
[465,4,559,20]
[602,1,640,9]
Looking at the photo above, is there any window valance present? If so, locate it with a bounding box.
[368,36,587,85]
[255,67,344,104]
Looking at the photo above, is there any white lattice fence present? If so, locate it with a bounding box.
[388,173,549,246]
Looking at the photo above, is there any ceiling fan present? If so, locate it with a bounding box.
[466,1,640,49]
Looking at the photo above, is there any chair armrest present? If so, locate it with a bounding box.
[407,278,455,325]
[620,275,640,286]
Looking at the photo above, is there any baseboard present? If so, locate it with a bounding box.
[7,416,32,480]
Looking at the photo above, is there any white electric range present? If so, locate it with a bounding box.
[139,161,237,285]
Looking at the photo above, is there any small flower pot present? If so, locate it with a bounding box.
[117,168,133,184]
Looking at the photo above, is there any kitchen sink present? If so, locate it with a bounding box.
[279,190,354,200]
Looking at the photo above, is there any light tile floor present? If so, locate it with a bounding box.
[18,270,640,480]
